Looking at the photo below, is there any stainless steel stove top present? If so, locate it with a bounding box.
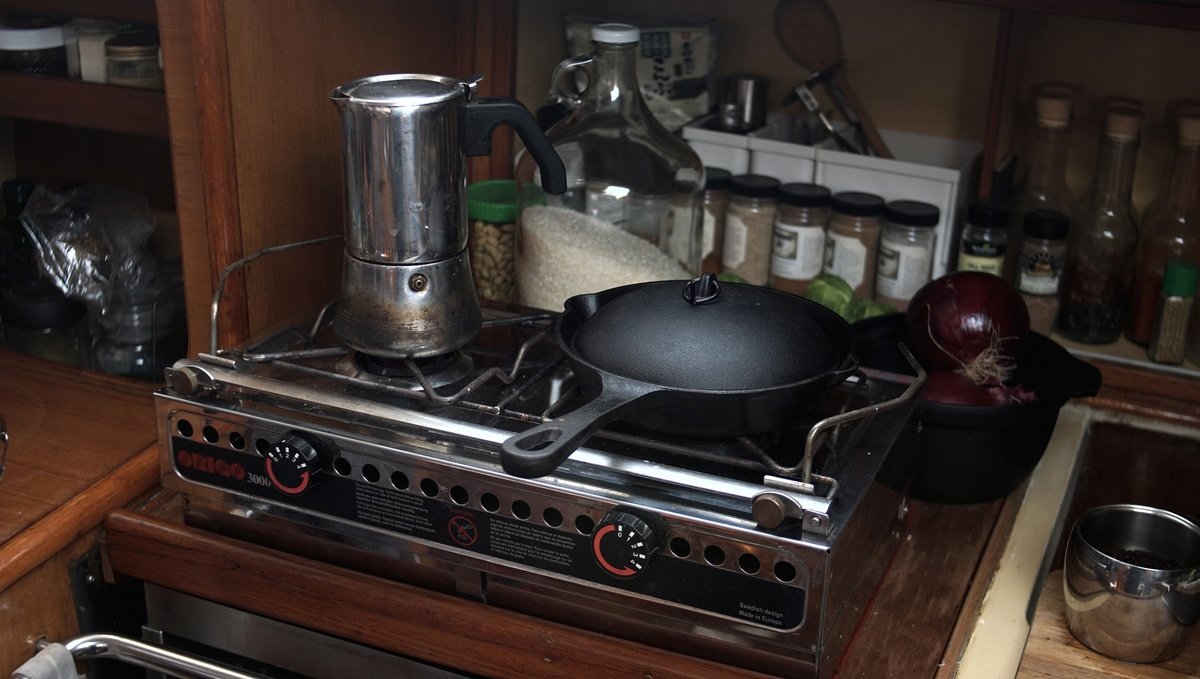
[156,305,922,678]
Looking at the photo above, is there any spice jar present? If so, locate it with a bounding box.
[722,174,779,285]
[0,16,67,76]
[770,183,831,295]
[105,31,162,89]
[875,200,939,311]
[1148,261,1198,364]
[957,200,1009,277]
[466,179,518,304]
[823,191,884,299]
[1016,209,1069,335]
[699,168,731,275]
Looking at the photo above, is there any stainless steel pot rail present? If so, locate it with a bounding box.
[13,635,266,679]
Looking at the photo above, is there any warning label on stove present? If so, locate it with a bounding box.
[353,483,436,537]
[489,519,576,569]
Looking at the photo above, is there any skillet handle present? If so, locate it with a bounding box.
[501,385,645,478]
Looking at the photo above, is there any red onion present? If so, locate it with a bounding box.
[922,371,1013,405]
[905,272,1030,385]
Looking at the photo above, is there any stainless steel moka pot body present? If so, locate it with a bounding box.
[331,74,565,358]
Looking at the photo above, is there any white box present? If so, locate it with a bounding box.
[747,117,818,183]
[682,115,751,175]
[812,130,981,278]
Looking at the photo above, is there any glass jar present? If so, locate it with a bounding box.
[2,279,90,367]
[1148,260,1198,365]
[63,18,120,81]
[515,23,703,273]
[957,199,1009,277]
[770,183,831,295]
[875,200,939,311]
[824,191,885,299]
[466,180,518,304]
[721,175,779,285]
[92,286,182,380]
[0,17,67,76]
[105,31,162,89]
[1017,209,1069,335]
[699,168,731,275]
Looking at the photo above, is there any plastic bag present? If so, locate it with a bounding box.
[564,15,717,132]
[20,184,159,308]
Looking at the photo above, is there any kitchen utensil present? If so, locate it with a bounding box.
[717,74,768,133]
[773,0,893,158]
[852,313,1100,503]
[1065,504,1200,663]
[330,73,565,358]
[501,274,858,478]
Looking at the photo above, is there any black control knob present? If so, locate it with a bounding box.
[265,431,328,495]
[592,511,659,578]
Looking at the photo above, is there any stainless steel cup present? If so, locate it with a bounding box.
[1064,503,1200,663]
[717,74,767,133]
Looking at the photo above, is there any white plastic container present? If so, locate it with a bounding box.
[681,114,751,175]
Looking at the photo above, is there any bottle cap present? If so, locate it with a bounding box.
[704,167,731,191]
[779,183,831,208]
[1162,260,1199,298]
[1176,100,1200,146]
[884,200,939,227]
[965,199,1009,229]
[729,174,780,199]
[592,23,639,44]
[1033,82,1075,128]
[1104,105,1143,141]
[831,191,885,217]
[466,179,518,223]
[1022,209,1069,240]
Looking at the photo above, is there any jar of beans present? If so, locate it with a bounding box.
[467,180,519,303]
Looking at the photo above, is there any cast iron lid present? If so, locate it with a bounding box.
[570,274,847,392]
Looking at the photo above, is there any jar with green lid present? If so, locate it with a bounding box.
[876,199,939,311]
[1150,260,1198,364]
[467,179,519,303]
[105,31,161,89]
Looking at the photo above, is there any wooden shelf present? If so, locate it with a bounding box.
[940,0,1200,32]
[0,71,167,138]
[0,0,156,25]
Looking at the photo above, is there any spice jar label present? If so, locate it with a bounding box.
[724,214,749,268]
[876,240,932,301]
[1018,250,1062,295]
[701,211,717,258]
[772,224,824,279]
[824,231,868,288]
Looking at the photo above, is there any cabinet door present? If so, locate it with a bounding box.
[160,0,516,353]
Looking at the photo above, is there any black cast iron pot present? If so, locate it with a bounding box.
[500,274,859,478]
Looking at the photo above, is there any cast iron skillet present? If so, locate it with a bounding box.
[500,274,858,478]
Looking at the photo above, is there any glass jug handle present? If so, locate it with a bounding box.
[551,54,595,108]
[464,98,567,194]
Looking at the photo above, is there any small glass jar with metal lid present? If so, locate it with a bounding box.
[721,174,780,285]
[770,182,831,295]
[876,199,939,310]
[957,199,1009,277]
[105,31,162,89]
[824,191,885,299]
[0,15,68,75]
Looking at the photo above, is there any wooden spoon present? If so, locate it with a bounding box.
[774,0,893,158]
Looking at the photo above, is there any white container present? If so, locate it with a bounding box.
[811,130,980,278]
[747,117,818,183]
[682,114,751,175]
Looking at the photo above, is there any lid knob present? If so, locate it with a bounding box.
[682,273,721,306]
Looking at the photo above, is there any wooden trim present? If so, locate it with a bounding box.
[937,0,1200,31]
[102,510,768,679]
[977,8,1014,200]
[0,0,156,24]
[460,0,520,182]
[0,447,157,594]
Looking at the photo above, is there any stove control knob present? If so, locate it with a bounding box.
[592,511,659,579]
[265,431,328,495]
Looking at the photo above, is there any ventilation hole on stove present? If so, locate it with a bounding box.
[362,464,380,483]
[511,500,531,520]
[480,493,500,512]
[176,420,194,438]
[774,561,797,583]
[450,485,469,505]
[228,432,246,450]
[391,471,409,490]
[542,507,563,527]
[333,457,352,476]
[420,478,440,497]
[574,515,595,535]
[255,437,269,455]
[738,553,761,575]
[669,537,691,558]
[202,426,219,444]
[703,545,726,566]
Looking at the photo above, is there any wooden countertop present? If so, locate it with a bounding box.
[0,351,160,590]
[1018,570,1200,678]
